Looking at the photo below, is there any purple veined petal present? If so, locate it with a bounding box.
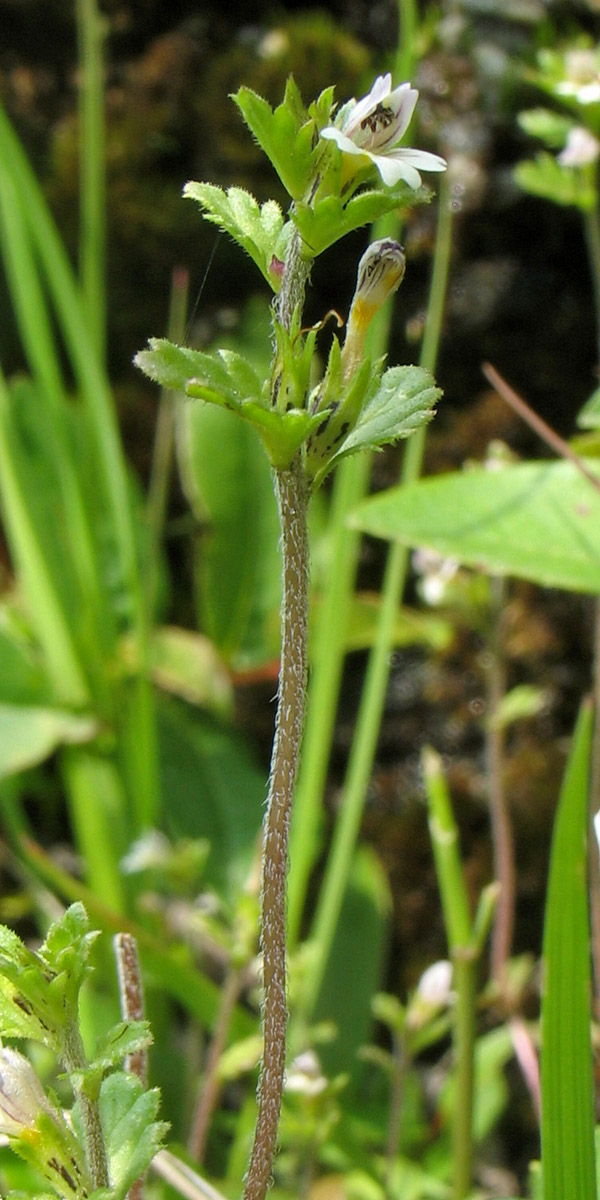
[384,85,419,143]
[389,147,448,172]
[346,73,393,131]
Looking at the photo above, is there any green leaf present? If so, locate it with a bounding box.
[177,401,282,667]
[233,80,332,201]
[316,593,453,654]
[314,365,439,487]
[578,385,600,430]
[121,625,234,714]
[0,905,96,1050]
[134,339,263,413]
[517,107,574,149]
[91,1021,153,1075]
[292,185,425,257]
[514,152,597,211]
[541,700,596,1200]
[158,699,266,902]
[94,1073,168,1200]
[351,459,600,594]
[0,617,50,705]
[136,338,322,468]
[312,846,390,1082]
[0,704,97,779]
[183,182,290,288]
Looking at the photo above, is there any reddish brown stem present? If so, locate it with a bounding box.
[243,463,310,1200]
[188,966,243,1163]
[114,932,147,1200]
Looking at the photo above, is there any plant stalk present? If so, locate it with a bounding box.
[243,462,310,1200]
[244,232,311,1200]
[63,1026,109,1189]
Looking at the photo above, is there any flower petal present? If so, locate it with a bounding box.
[320,127,366,155]
[347,73,392,130]
[384,84,418,142]
[372,152,422,188]
[390,147,448,173]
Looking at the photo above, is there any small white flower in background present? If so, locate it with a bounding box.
[558,125,600,168]
[416,959,453,1007]
[285,1050,327,1097]
[321,72,447,189]
[407,960,453,1029]
[412,548,459,606]
[556,49,600,105]
[0,1045,56,1136]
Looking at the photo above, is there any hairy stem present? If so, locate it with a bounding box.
[63,1026,109,1189]
[243,462,310,1200]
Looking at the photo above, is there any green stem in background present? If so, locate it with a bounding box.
[146,266,190,614]
[422,747,487,1200]
[301,171,454,1019]
[76,0,106,364]
[485,575,515,984]
[396,0,418,82]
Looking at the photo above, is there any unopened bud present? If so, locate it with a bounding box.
[0,1045,53,1136]
[341,239,406,381]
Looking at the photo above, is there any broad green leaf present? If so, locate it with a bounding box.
[315,365,439,487]
[92,1073,168,1200]
[0,704,97,779]
[541,700,595,1200]
[321,593,453,654]
[158,699,265,901]
[177,401,281,667]
[514,152,597,211]
[312,846,390,1082]
[183,182,290,288]
[121,625,233,714]
[351,459,600,594]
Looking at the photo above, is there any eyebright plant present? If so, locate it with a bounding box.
[0,903,167,1200]
[135,73,445,1200]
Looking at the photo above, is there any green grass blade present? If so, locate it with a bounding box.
[0,104,141,634]
[0,102,159,827]
[541,698,596,1200]
[0,373,89,705]
[76,0,107,362]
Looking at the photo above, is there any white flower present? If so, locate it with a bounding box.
[321,73,447,189]
[557,125,600,167]
[556,50,600,105]
[0,1045,52,1135]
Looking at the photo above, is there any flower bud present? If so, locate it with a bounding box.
[341,239,406,381]
[0,1045,50,1136]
